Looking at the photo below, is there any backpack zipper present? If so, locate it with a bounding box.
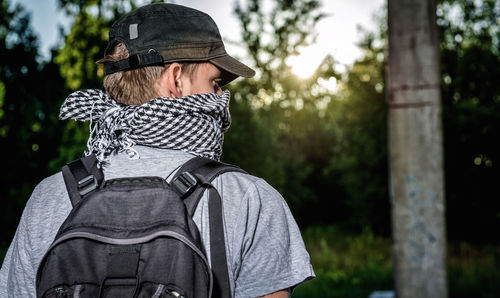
[43,286,67,298]
[166,289,184,298]
[55,287,66,297]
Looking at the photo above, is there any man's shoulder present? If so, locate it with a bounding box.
[14,171,72,264]
[214,168,284,207]
[36,171,64,187]
[26,172,71,222]
[30,171,67,202]
[216,167,267,189]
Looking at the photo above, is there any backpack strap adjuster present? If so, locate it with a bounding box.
[171,172,198,198]
[62,154,104,206]
[77,175,98,196]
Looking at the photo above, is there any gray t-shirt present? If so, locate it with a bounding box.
[0,146,314,297]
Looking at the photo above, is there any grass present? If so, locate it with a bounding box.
[447,242,500,298]
[293,225,500,298]
[293,226,393,298]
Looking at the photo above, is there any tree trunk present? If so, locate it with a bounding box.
[387,0,447,297]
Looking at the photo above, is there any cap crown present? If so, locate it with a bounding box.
[106,3,227,62]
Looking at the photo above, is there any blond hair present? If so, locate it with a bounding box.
[98,43,199,105]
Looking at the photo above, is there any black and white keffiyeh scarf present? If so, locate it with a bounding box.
[59,89,231,163]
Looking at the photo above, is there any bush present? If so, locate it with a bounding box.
[293,226,393,297]
[447,242,500,298]
[294,225,500,298]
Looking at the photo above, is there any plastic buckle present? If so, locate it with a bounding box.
[78,175,97,196]
[172,172,198,198]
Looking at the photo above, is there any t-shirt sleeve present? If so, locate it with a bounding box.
[0,173,70,298]
[0,190,39,298]
[229,178,315,297]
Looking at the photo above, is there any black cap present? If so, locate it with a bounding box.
[101,3,255,86]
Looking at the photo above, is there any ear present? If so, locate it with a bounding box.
[156,63,183,98]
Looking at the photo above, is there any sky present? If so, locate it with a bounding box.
[12,0,385,77]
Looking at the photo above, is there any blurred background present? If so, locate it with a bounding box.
[0,0,498,297]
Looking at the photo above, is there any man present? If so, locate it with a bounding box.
[0,3,314,297]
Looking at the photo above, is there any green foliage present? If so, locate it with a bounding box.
[55,0,140,90]
[235,0,326,88]
[53,0,140,164]
[0,0,67,247]
[48,120,90,172]
[293,226,500,297]
[437,0,500,242]
[55,10,108,90]
[226,0,348,226]
[322,22,389,234]
[293,226,393,298]
[447,242,500,298]
[221,89,286,188]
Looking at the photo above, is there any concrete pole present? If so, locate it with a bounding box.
[387,0,447,297]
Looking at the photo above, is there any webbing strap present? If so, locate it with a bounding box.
[173,157,246,215]
[104,52,164,75]
[61,155,104,207]
[171,156,246,298]
[208,187,230,298]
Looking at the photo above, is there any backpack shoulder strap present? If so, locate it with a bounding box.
[171,156,246,298]
[61,154,104,207]
[171,156,246,215]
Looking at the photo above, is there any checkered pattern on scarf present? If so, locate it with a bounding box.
[59,89,231,163]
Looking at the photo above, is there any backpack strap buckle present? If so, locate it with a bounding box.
[63,156,103,205]
[171,172,198,198]
[77,175,98,196]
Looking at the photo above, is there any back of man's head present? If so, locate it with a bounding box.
[97,3,255,105]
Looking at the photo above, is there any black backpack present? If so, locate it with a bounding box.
[36,154,244,298]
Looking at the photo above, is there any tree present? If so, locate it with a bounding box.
[51,0,152,168]
[437,0,500,243]
[227,0,392,233]
[0,0,66,250]
[324,24,390,234]
[223,0,336,224]
[388,0,447,297]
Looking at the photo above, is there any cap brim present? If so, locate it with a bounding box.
[210,55,255,86]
